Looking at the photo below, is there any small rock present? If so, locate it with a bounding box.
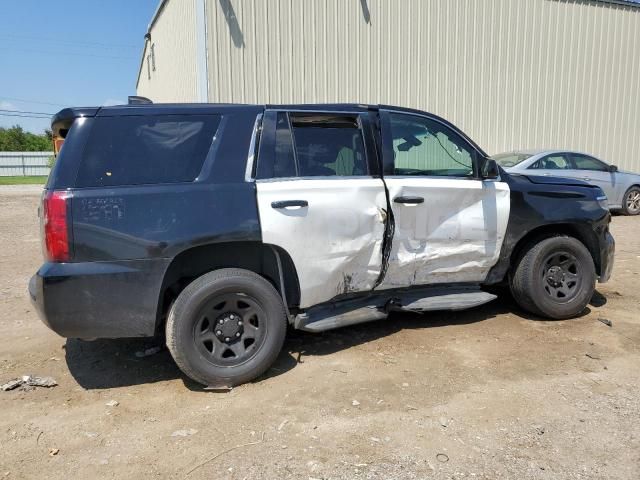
[535,425,545,435]
[48,448,59,456]
[105,400,119,407]
[351,400,360,406]
[370,437,381,442]
[135,346,162,358]
[171,428,197,437]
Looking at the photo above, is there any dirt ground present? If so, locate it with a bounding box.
[0,186,638,480]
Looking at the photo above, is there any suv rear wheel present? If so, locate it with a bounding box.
[166,268,287,387]
[510,236,595,319]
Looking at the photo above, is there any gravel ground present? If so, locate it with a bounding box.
[0,190,638,479]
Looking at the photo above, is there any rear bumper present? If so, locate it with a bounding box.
[598,230,615,283]
[29,259,170,339]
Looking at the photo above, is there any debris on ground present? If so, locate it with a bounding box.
[48,448,59,456]
[1,375,57,391]
[598,317,613,327]
[277,419,289,431]
[534,425,546,435]
[105,400,119,407]
[135,346,162,358]
[351,400,360,406]
[586,353,601,360]
[439,417,449,428]
[436,453,449,463]
[171,429,198,437]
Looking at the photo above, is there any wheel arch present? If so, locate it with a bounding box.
[155,241,300,333]
[509,223,602,277]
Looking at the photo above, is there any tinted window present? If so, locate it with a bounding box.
[386,113,474,177]
[256,112,297,179]
[530,154,571,170]
[77,114,220,187]
[571,154,608,172]
[290,114,368,177]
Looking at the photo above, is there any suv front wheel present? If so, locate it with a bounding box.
[166,268,287,387]
[510,236,596,319]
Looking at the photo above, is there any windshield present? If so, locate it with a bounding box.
[492,152,532,168]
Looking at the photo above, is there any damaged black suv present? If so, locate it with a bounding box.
[30,100,615,387]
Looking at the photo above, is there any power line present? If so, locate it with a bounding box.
[0,33,137,49]
[0,109,55,116]
[0,47,136,60]
[0,113,51,119]
[0,97,68,107]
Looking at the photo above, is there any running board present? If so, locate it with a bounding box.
[294,287,497,333]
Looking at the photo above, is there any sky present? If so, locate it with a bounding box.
[0,0,157,133]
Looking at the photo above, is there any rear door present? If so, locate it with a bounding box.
[376,110,510,289]
[254,110,387,308]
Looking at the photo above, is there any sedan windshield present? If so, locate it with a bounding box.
[492,152,532,168]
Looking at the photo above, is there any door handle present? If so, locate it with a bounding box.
[394,196,424,205]
[582,177,591,181]
[271,199,308,209]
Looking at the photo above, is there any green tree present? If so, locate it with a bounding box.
[0,125,52,152]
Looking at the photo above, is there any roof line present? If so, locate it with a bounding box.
[136,0,169,90]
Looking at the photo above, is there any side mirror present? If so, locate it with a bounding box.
[609,164,618,173]
[481,158,500,180]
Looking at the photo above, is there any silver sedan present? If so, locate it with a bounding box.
[493,150,640,215]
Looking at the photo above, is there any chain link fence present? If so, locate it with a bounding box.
[0,152,53,177]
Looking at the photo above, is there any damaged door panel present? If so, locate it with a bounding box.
[376,110,510,289]
[255,110,387,308]
[257,179,387,307]
[379,178,510,288]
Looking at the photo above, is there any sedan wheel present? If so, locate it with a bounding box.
[623,187,640,216]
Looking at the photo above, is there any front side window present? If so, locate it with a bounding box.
[77,114,220,187]
[384,112,474,177]
[571,153,608,172]
[530,154,571,170]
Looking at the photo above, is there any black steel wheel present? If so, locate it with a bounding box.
[510,236,595,319]
[166,269,287,387]
[540,251,582,303]
[193,293,267,366]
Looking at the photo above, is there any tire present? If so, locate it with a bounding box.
[621,186,640,216]
[509,236,595,319]
[166,268,287,387]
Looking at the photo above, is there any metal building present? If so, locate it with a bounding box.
[136,0,640,172]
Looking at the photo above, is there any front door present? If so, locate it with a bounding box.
[254,110,387,308]
[376,110,510,289]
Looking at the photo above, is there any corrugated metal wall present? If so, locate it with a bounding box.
[203,0,640,171]
[136,0,199,102]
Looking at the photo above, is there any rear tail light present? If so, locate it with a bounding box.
[42,190,71,262]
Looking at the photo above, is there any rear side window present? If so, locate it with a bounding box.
[76,114,220,187]
[256,111,368,179]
